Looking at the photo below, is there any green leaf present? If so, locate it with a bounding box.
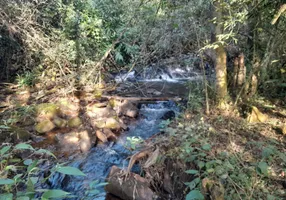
[93,182,108,188]
[27,178,35,193]
[56,166,86,176]
[257,162,269,175]
[27,160,39,173]
[87,189,100,195]
[278,152,286,163]
[0,179,14,185]
[115,51,123,62]
[0,193,13,200]
[0,125,10,129]
[202,144,211,151]
[186,190,204,200]
[197,161,205,169]
[16,197,29,200]
[0,146,11,155]
[185,178,200,190]
[267,194,276,200]
[41,190,70,199]
[262,147,275,158]
[185,170,199,175]
[15,143,34,151]
[24,159,33,166]
[36,149,56,158]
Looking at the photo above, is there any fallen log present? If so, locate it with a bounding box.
[105,166,156,200]
[101,95,182,102]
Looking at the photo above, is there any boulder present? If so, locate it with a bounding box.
[68,117,82,128]
[105,166,156,200]
[161,110,176,120]
[247,106,268,123]
[53,117,67,128]
[79,130,92,153]
[11,128,31,142]
[55,131,80,152]
[36,103,59,121]
[57,98,80,117]
[92,118,122,130]
[112,100,138,118]
[35,120,55,134]
[86,106,116,119]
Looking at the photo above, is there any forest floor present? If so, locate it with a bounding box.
[142,96,286,200]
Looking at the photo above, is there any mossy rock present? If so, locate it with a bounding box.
[94,89,102,98]
[53,117,67,128]
[68,117,82,128]
[92,118,121,130]
[57,98,79,112]
[11,127,31,142]
[36,103,59,120]
[105,118,121,129]
[0,126,31,143]
[35,120,55,134]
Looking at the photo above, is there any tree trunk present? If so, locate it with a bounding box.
[214,0,228,109]
[215,45,228,108]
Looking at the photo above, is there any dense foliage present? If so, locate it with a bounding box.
[0,0,285,199]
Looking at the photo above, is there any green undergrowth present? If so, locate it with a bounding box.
[0,141,106,199]
[161,114,286,200]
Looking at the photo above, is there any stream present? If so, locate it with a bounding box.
[48,101,179,199]
[48,55,203,199]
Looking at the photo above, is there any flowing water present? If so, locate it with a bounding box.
[48,56,203,199]
[48,101,179,200]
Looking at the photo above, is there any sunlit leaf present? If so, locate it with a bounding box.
[0,146,11,155]
[56,166,86,176]
[0,193,13,200]
[41,189,70,199]
[0,125,10,129]
[15,143,34,151]
[0,179,14,185]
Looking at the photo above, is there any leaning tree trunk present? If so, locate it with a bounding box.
[214,0,228,109]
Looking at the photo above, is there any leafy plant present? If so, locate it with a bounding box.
[125,136,144,150]
[0,143,86,199]
[85,180,108,198]
[16,72,36,87]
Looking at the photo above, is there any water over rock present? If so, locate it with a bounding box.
[161,110,176,120]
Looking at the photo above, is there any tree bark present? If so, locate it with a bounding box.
[214,0,228,109]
